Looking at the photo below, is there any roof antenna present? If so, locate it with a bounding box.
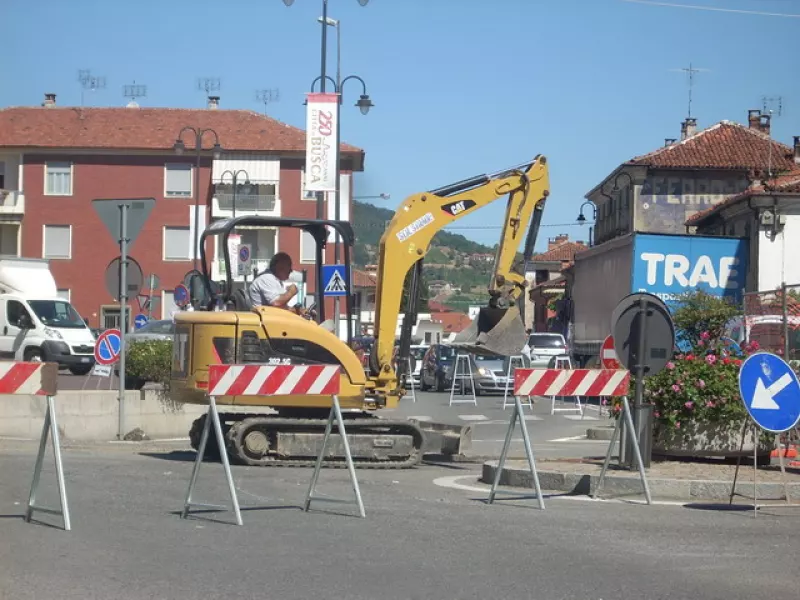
[78,69,107,107]
[197,77,221,104]
[123,81,147,107]
[255,88,280,115]
[670,62,710,119]
[762,95,784,179]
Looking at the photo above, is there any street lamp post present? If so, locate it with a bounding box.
[219,169,251,219]
[576,200,597,246]
[282,0,369,221]
[309,73,373,336]
[173,127,223,271]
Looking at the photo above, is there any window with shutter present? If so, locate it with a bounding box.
[43,225,71,259]
[163,226,191,260]
[165,164,193,197]
[45,162,72,196]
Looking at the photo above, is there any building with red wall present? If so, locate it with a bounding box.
[0,94,364,329]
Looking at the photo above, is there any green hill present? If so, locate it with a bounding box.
[352,200,494,266]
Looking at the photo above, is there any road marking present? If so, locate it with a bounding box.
[407,416,433,421]
[458,414,488,421]
[548,435,588,442]
[476,416,543,425]
[563,415,598,421]
[432,474,688,507]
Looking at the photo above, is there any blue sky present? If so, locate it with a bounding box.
[2,0,799,250]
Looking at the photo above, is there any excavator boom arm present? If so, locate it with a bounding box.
[371,155,550,390]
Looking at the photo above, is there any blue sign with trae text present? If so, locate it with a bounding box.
[631,234,748,310]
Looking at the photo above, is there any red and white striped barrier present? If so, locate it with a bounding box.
[208,364,340,397]
[0,362,70,530]
[0,362,57,396]
[185,362,363,525]
[514,368,630,397]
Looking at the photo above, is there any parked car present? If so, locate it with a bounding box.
[125,319,175,345]
[471,353,515,395]
[406,344,429,386]
[419,344,459,392]
[527,332,569,368]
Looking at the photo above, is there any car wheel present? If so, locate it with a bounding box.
[69,365,92,376]
[23,348,43,363]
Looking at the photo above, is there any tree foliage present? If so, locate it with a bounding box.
[671,290,740,348]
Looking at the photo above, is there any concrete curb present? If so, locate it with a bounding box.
[586,426,615,440]
[482,460,800,501]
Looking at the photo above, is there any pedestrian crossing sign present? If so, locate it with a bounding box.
[322,265,348,297]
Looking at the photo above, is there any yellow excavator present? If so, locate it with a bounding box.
[170,155,550,468]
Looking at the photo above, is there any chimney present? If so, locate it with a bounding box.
[665,138,677,147]
[748,109,762,130]
[42,93,56,108]
[547,234,569,250]
[759,113,771,136]
[794,136,800,165]
[680,117,697,140]
[207,95,220,110]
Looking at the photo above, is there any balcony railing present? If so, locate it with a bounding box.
[0,190,24,214]
[212,192,278,215]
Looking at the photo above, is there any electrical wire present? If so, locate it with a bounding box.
[621,0,800,18]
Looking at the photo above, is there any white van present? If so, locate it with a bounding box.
[0,257,96,374]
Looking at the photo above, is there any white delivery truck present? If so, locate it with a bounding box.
[0,256,96,374]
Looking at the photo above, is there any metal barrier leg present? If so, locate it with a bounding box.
[182,398,243,526]
[488,395,545,510]
[25,395,71,531]
[305,395,366,518]
[406,358,416,403]
[595,397,650,504]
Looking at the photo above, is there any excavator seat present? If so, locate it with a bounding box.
[230,288,253,312]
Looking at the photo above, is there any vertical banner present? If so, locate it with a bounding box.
[305,92,339,192]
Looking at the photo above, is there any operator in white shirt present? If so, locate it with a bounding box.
[249,252,304,313]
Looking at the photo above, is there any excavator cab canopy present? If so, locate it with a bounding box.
[191,215,356,337]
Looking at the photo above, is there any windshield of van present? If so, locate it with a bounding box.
[28,300,86,329]
[439,346,456,361]
[410,347,428,360]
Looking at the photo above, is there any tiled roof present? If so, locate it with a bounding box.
[432,311,472,333]
[0,106,363,157]
[533,241,587,262]
[626,121,794,171]
[686,166,800,226]
[352,269,376,288]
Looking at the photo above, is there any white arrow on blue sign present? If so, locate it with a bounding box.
[738,351,800,433]
[134,313,149,330]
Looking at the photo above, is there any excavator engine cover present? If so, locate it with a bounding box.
[451,304,528,358]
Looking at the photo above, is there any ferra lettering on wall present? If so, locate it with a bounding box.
[305,93,339,193]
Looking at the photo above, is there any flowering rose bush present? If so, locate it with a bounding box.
[608,338,760,430]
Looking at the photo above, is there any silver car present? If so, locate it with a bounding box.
[125,319,175,344]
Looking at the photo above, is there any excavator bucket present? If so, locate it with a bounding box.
[451,305,528,358]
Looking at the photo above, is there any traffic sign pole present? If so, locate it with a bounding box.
[118,203,128,441]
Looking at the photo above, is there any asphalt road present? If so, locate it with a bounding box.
[1,440,798,600]
[57,370,120,391]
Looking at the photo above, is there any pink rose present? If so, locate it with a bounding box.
[672,384,681,392]
[696,379,706,389]
[700,331,711,340]
[684,401,694,410]
[666,361,675,370]
[706,400,716,408]
[705,354,717,366]
[675,422,681,429]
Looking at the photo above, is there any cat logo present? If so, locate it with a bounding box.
[442,199,476,217]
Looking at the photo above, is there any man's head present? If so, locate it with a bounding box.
[269,252,293,281]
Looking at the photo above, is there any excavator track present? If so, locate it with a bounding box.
[189,413,425,469]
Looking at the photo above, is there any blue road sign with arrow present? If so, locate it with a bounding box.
[134,313,149,329]
[322,265,348,297]
[738,351,800,433]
